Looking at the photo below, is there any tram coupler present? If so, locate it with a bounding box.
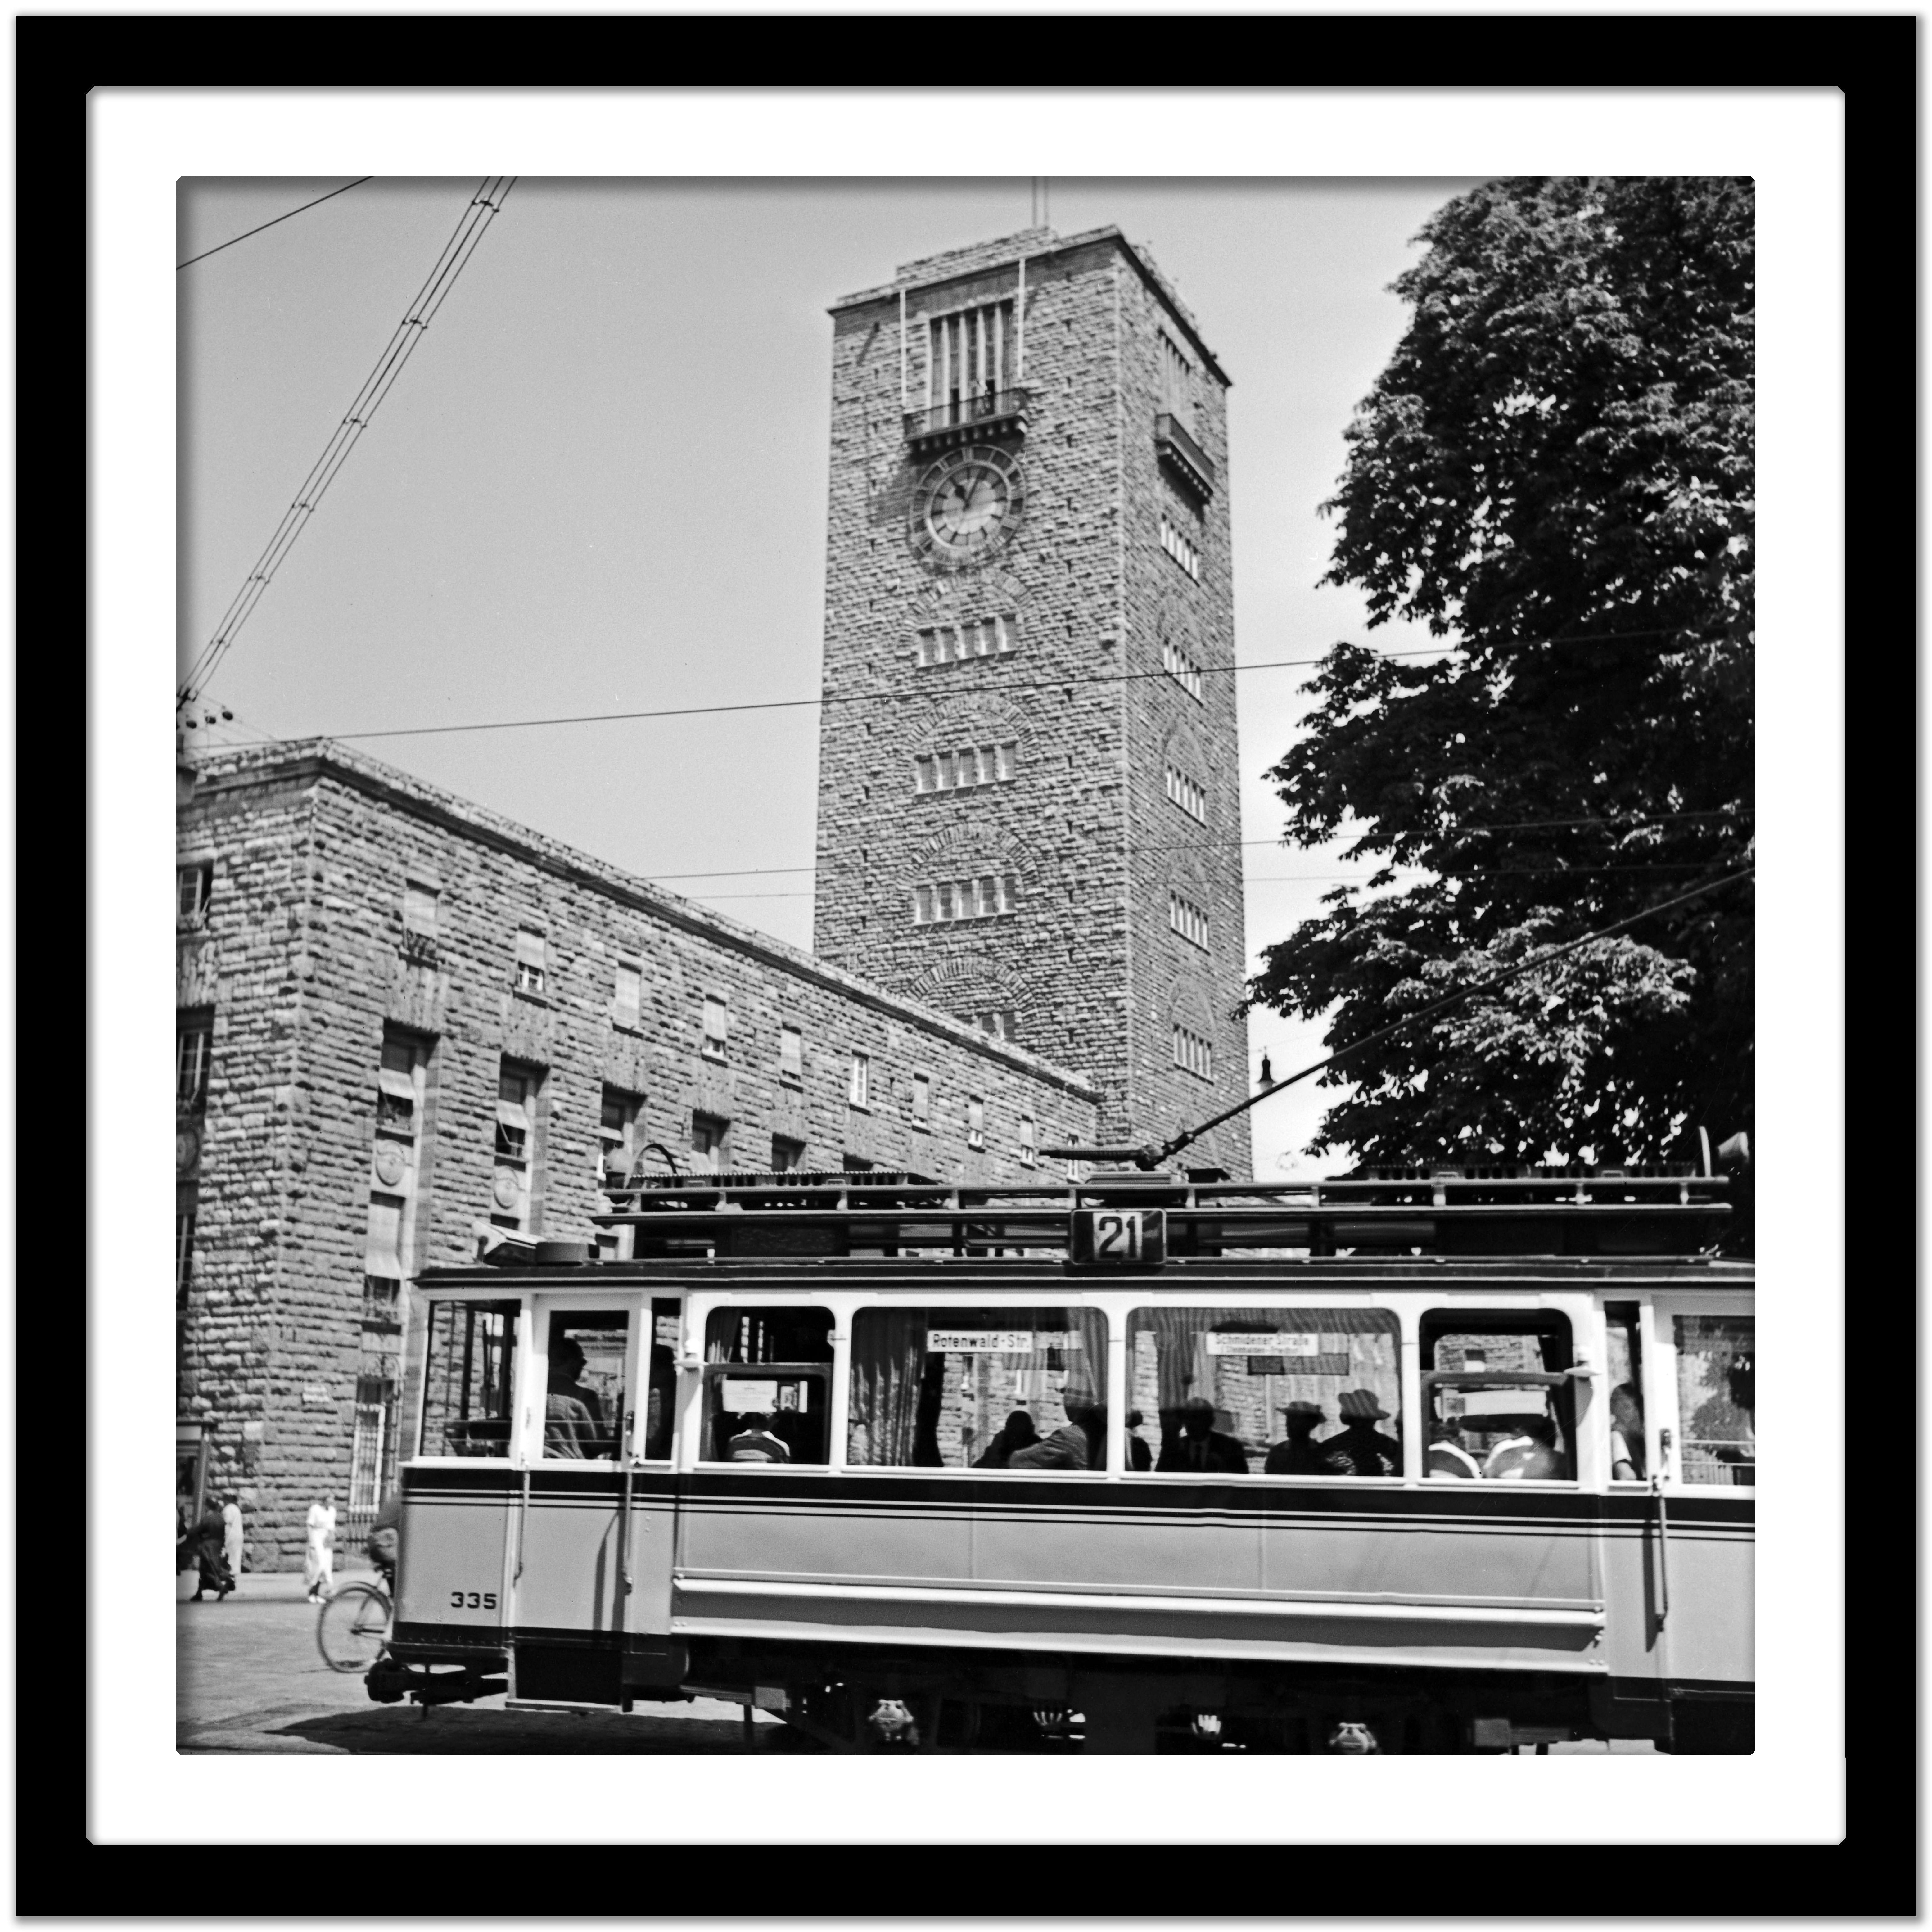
[365,1656,507,1708]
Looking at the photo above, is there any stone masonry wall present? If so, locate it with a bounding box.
[812,227,1251,1172]
[180,740,1100,1569]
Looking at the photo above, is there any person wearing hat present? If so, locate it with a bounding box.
[1325,1390,1402,1477]
[1155,1396,1250,1475]
[1263,1400,1348,1477]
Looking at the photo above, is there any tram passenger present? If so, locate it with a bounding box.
[1263,1401,1348,1476]
[1124,1410,1153,1473]
[545,1338,603,1459]
[1608,1382,1646,1481]
[1009,1392,1101,1471]
[1483,1414,1563,1481]
[1426,1418,1483,1480]
[726,1412,792,1463]
[1156,1397,1249,1474]
[1323,1391,1402,1478]
[972,1411,1040,1469]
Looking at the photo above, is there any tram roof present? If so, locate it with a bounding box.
[419,1163,1742,1276]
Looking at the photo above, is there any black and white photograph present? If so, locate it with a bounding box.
[79,72,1856,1857]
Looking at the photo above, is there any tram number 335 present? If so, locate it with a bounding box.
[450,1590,499,1610]
[1070,1208,1166,1266]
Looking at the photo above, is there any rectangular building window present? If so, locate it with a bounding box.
[598,1086,642,1190]
[770,1133,806,1173]
[1164,765,1207,822]
[1018,1115,1037,1166]
[1173,1023,1214,1081]
[1161,638,1205,702]
[967,1095,986,1150]
[926,301,1014,421]
[349,1374,397,1509]
[176,1210,196,1299]
[691,1111,730,1171]
[1169,891,1210,949]
[1160,512,1202,580]
[1160,330,1197,433]
[912,874,1019,925]
[177,1013,213,1111]
[914,741,1020,795]
[974,1009,1017,1041]
[493,1061,542,1229]
[403,881,438,937]
[513,925,547,995]
[916,612,1016,667]
[848,1051,870,1109]
[612,961,642,1030]
[776,1024,804,1086]
[911,1072,931,1128]
[177,862,213,923]
[701,994,729,1061]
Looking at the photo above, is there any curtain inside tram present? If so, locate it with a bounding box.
[846,1306,1108,1470]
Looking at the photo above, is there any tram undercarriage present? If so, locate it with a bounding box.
[369,1636,1750,1754]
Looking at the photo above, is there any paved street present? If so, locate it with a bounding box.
[176,1575,800,1755]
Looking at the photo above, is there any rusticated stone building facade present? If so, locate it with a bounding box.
[177,739,1100,1569]
[811,227,1251,1173]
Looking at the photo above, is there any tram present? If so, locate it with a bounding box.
[369,1162,1754,1754]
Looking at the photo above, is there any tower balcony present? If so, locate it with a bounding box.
[903,386,1030,454]
[1155,411,1215,503]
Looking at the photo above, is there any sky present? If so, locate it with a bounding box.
[179,176,1478,1179]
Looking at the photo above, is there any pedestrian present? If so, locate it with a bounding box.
[304,1492,337,1602]
[188,1496,233,1601]
[222,1492,244,1581]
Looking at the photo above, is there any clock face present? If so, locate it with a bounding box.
[910,447,1024,568]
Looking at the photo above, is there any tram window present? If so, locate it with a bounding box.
[1421,1311,1575,1482]
[1605,1303,1646,1481]
[1674,1315,1754,1486]
[420,1301,518,1457]
[702,1307,834,1466]
[643,1299,681,1460]
[846,1307,1108,1471]
[542,1309,629,1460]
[1127,1307,1402,1476]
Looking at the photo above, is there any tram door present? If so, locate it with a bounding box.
[512,1297,678,1656]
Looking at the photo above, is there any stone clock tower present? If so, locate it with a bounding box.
[812,226,1250,1176]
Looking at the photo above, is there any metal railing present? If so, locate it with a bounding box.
[904,386,1029,442]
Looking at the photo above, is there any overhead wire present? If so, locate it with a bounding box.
[177,178,372,271]
[217,621,1740,741]
[178,176,517,714]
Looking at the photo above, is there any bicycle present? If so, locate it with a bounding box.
[316,1569,393,1673]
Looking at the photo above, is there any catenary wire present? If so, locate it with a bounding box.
[177,178,372,270]
[234,623,1744,743]
[628,810,1755,883]
[178,177,517,712]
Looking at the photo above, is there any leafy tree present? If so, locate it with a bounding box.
[1251,176,1754,1166]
